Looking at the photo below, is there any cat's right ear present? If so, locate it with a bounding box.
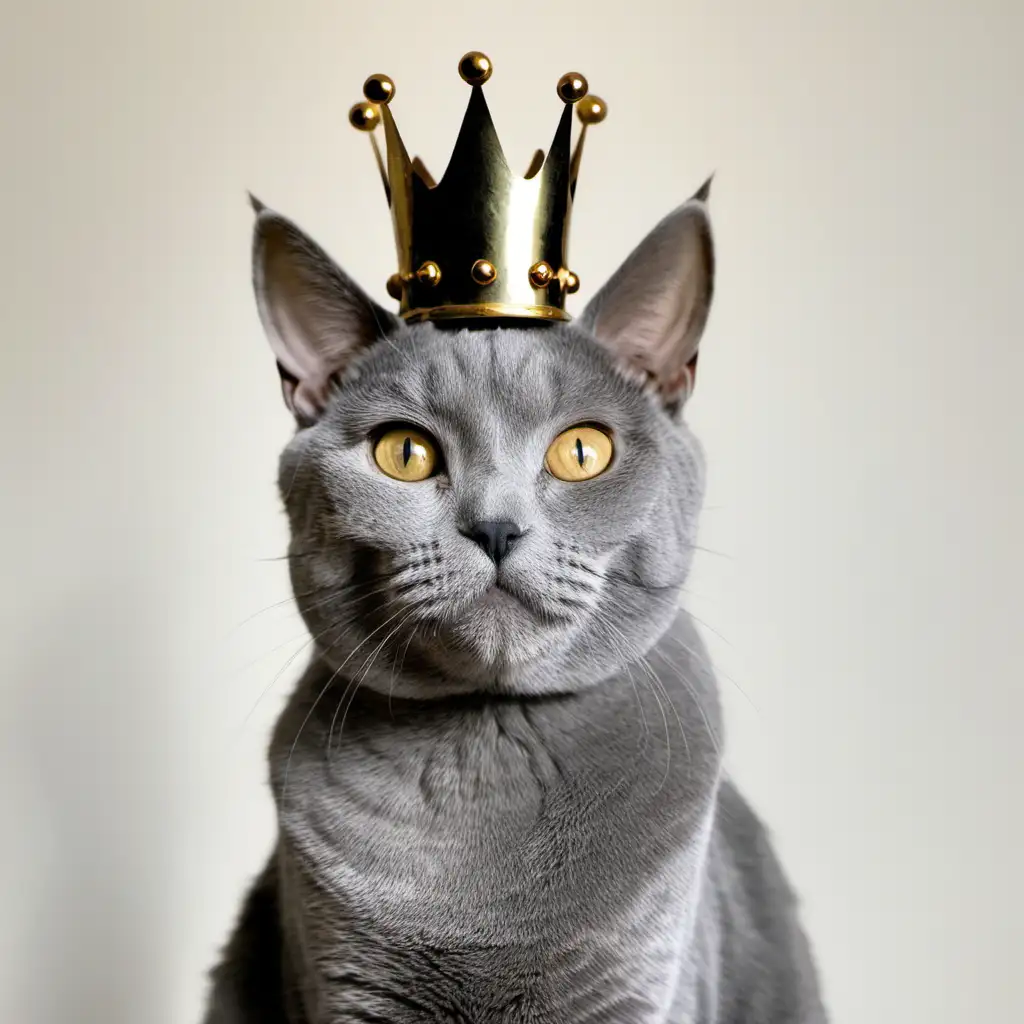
[250,197,402,425]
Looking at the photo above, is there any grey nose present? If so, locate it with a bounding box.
[462,520,522,565]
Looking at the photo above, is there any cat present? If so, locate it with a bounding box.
[202,184,828,1023]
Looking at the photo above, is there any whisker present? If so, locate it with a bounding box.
[662,631,757,714]
[281,603,420,805]
[597,614,680,794]
[328,609,417,756]
[649,645,721,756]
[241,615,350,726]
[390,625,419,719]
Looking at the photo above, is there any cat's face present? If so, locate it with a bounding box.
[279,324,704,695]
[253,189,713,696]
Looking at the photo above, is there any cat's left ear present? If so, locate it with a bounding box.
[579,179,714,414]
[250,197,403,426]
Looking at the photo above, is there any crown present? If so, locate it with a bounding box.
[348,51,607,324]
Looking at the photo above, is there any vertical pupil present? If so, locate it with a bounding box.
[402,436,412,466]
[575,437,585,467]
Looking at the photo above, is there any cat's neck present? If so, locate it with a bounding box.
[268,610,723,901]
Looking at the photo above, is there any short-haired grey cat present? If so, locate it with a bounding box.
[203,186,828,1022]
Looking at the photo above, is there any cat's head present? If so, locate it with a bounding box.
[252,186,714,697]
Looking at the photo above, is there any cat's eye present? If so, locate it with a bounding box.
[373,427,439,482]
[545,425,614,482]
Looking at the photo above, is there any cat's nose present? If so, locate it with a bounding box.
[462,520,523,566]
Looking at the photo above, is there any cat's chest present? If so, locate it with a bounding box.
[279,772,702,1024]
[270,690,718,1022]
[275,697,708,948]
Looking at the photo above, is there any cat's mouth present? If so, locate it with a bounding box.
[479,582,524,610]
[479,577,573,627]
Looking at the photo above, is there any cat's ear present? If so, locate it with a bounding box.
[250,198,402,425]
[579,180,714,414]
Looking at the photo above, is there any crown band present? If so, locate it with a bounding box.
[401,302,573,324]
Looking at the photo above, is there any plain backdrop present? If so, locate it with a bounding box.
[1,1,1021,1021]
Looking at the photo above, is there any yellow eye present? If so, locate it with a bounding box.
[545,425,614,482]
[373,427,439,482]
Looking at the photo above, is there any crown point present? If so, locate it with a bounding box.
[349,101,380,132]
[363,74,395,104]
[416,261,442,287]
[576,95,607,125]
[471,259,498,286]
[557,72,589,103]
[529,261,554,289]
[564,270,581,294]
[386,273,405,300]
[459,52,493,86]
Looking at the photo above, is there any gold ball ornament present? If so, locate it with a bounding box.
[556,72,589,103]
[576,95,607,125]
[564,271,581,294]
[416,261,442,286]
[363,74,395,104]
[386,273,405,300]
[348,102,379,132]
[529,261,554,289]
[471,259,498,286]
[459,52,493,86]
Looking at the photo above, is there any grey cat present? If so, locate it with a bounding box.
[202,186,828,1022]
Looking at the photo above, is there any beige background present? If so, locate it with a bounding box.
[2,1,1021,1021]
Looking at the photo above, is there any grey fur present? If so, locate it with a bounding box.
[203,193,826,1022]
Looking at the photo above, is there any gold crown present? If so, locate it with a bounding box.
[348,51,607,324]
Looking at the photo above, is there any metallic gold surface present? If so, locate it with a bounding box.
[576,95,607,124]
[416,261,442,286]
[368,132,390,202]
[524,148,545,179]
[363,74,395,104]
[411,156,437,189]
[402,302,571,323]
[353,54,606,323]
[471,259,498,285]
[348,102,379,131]
[556,72,589,103]
[529,260,553,288]
[458,51,493,85]
[569,98,605,194]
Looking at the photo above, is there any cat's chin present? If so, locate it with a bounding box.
[442,584,574,668]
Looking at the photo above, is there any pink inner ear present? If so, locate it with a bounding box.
[276,360,333,425]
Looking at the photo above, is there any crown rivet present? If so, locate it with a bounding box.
[471,259,498,286]
[529,261,554,289]
[386,273,405,300]
[564,271,581,294]
[349,102,380,132]
[576,95,607,125]
[416,261,442,286]
[363,74,395,105]
[556,72,589,103]
[459,52,493,86]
